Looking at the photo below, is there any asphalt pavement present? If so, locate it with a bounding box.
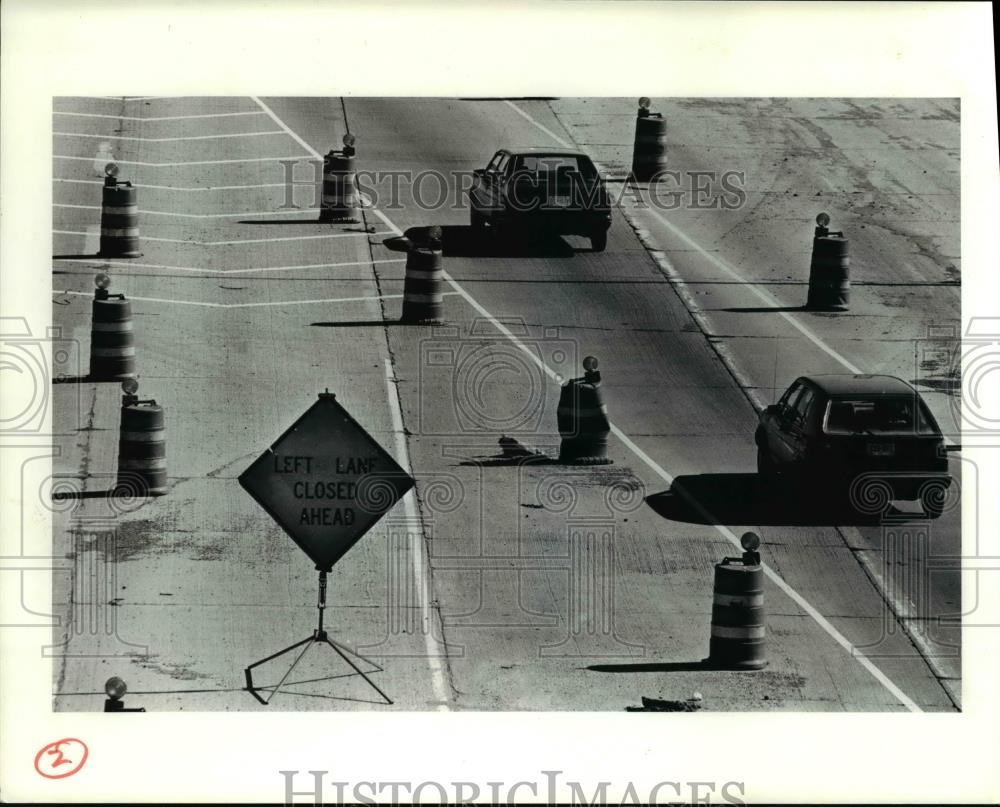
[50,96,960,712]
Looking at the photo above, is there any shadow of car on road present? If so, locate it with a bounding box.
[388,224,578,258]
[645,472,918,527]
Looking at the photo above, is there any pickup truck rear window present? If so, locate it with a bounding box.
[823,395,938,435]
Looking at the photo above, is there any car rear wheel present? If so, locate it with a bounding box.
[590,230,607,252]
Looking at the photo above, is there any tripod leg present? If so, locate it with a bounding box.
[264,638,316,705]
[324,637,393,704]
[326,639,384,672]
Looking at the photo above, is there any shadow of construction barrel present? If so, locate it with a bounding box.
[90,291,136,380]
[99,177,140,258]
[117,398,167,497]
[401,246,444,324]
[557,360,612,465]
[806,216,850,311]
[708,557,766,670]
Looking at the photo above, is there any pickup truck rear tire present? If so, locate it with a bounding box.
[590,230,607,252]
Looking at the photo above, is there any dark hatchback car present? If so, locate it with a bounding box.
[468,148,613,251]
[755,374,952,518]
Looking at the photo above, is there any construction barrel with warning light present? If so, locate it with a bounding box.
[319,134,358,223]
[103,676,145,712]
[99,163,141,258]
[707,532,767,670]
[89,272,136,381]
[631,97,668,182]
[401,227,445,324]
[117,379,167,497]
[806,212,850,311]
[557,356,612,464]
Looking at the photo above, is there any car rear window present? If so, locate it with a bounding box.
[823,395,938,435]
[515,155,597,178]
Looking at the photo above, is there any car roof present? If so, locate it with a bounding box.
[799,374,917,396]
[502,148,590,158]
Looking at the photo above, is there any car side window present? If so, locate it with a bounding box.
[495,153,510,176]
[778,381,802,409]
[791,386,816,427]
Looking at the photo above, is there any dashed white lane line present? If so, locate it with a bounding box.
[254,95,453,710]
[54,110,267,122]
[504,100,573,147]
[54,131,285,143]
[441,262,922,713]
[52,289,458,310]
[383,358,452,711]
[54,155,306,168]
[504,99,861,374]
[54,178,287,192]
[481,100,922,712]
[55,258,406,276]
[636,203,864,373]
[54,229,393,246]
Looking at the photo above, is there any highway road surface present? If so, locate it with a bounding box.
[50,96,961,712]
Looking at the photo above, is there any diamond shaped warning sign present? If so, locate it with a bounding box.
[239,392,414,572]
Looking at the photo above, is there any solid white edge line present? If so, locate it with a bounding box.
[54,178,288,191]
[255,95,451,709]
[251,96,324,160]
[489,99,923,712]
[54,131,285,143]
[54,203,319,220]
[54,110,268,121]
[54,229,393,246]
[53,289,459,310]
[54,155,307,167]
[54,258,406,276]
[383,358,452,711]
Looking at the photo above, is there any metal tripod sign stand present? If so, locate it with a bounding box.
[244,568,391,705]
[239,390,415,704]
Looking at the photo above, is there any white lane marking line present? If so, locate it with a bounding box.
[257,95,451,708]
[251,96,325,159]
[52,289,457,310]
[637,216,863,374]
[444,266,921,713]
[383,358,451,711]
[55,258,406,276]
[54,229,392,246]
[54,110,268,121]
[54,203,318,220]
[369,207,404,237]
[54,178,288,191]
[54,155,305,167]
[504,100,573,147]
[54,130,285,143]
[507,101,863,373]
[464,99,923,712]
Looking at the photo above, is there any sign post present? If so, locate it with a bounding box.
[238,390,414,705]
